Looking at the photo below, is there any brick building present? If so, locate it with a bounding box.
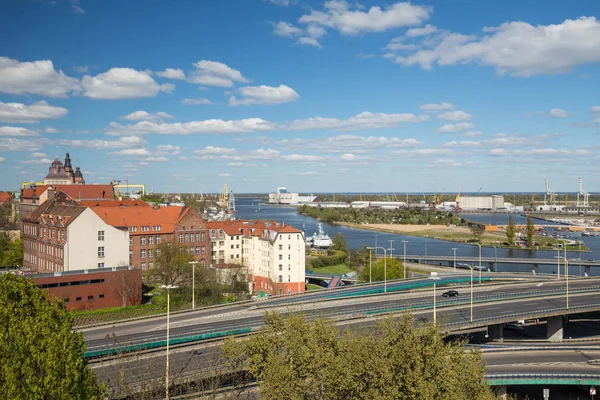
[21,191,129,273]
[89,204,210,271]
[207,220,305,295]
[26,266,142,311]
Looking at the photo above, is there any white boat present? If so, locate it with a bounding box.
[310,223,333,248]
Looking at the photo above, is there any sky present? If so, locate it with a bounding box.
[0,0,599,194]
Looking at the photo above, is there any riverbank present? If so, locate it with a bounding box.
[336,222,589,251]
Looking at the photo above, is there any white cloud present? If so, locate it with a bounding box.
[32,152,47,158]
[298,37,322,48]
[340,153,358,161]
[293,171,318,176]
[229,84,300,106]
[22,157,53,165]
[121,110,175,121]
[406,24,438,37]
[0,138,43,152]
[489,148,508,156]
[219,173,233,177]
[419,102,454,112]
[0,57,80,97]
[385,38,418,51]
[436,122,475,133]
[592,106,600,114]
[392,148,457,157]
[188,60,248,88]
[0,126,40,137]
[298,1,432,35]
[0,101,68,123]
[81,68,169,99]
[443,140,482,148]
[144,156,169,162]
[274,21,304,37]
[0,157,5,163]
[156,68,186,80]
[73,65,89,73]
[194,146,238,155]
[155,144,180,156]
[71,0,85,14]
[463,131,483,137]
[279,135,423,153]
[268,0,296,5]
[438,110,472,121]
[281,154,327,161]
[59,135,146,149]
[548,108,569,118]
[181,98,211,105]
[395,17,600,77]
[109,148,151,156]
[45,127,59,134]
[289,111,428,131]
[106,118,276,136]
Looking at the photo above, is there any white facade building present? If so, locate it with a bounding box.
[207,220,305,294]
[459,195,505,211]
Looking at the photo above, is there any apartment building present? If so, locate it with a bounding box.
[21,191,129,273]
[207,220,305,295]
[89,204,209,271]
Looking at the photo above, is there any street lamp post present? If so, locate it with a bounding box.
[556,247,561,280]
[160,284,179,400]
[374,234,380,258]
[470,265,474,322]
[579,241,582,276]
[424,235,429,264]
[563,241,569,309]
[430,272,440,324]
[476,243,482,284]
[389,240,394,259]
[494,241,498,272]
[189,261,198,310]
[452,248,457,273]
[367,246,388,293]
[369,249,372,284]
[402,241,408,280]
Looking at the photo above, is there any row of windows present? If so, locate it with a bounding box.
[178,232,206,243]
[23,239,64,259]
[129,226,162,232]
[24,224,66,242]
[37,278,105,289]
[25,253,62,272]
[137,236,162,246]
[64,294,105,303]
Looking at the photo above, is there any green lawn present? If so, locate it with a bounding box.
[306,283,325,291]
[308,263,355,276]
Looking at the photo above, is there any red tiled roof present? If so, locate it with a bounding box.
[90,205,186,234]
[21,184,114,200]
[207,220,301,238]
[78,199,150,208]
[0,192,12,202]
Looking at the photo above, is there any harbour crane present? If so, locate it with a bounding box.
[544,178,556,206]
[454,185,461,211]
[577,177,590,207]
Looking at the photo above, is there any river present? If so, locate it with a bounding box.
[234,198,600,276]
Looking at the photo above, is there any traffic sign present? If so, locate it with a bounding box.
[591,386,596,395]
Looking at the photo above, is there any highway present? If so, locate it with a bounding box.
[400,254,600,267]
[83,277,600,350]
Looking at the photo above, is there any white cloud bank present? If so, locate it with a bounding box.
[0,57,80,97]
[0,101,68,123]
[82,68,173,99]
[229,85,300,106]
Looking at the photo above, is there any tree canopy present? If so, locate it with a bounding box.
[506,215,516,245]
[526,216,535,247]
[148,240,193,285]
[0,274,105,399]
[331,233,348,253]
[359,256,404,283]
[222,312,495,400]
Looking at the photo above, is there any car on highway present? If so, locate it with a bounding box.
[504,323,524,332]
[442,290,459,297]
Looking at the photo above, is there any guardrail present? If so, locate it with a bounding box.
[485,373,600,385]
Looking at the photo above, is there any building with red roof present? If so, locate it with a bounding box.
[207,219,305,295]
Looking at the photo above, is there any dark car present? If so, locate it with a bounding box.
[442,290,459,297]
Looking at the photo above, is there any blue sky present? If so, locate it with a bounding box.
[0,0,599,194]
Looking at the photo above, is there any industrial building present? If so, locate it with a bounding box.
[268,186,318,205]
[459,195,505,211]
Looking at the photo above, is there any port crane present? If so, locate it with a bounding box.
[544,178,556,206]
[577,177,590,207]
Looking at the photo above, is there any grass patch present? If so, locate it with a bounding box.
[308,263,355,276]
[72,304,163,327]
[306,283,325,291]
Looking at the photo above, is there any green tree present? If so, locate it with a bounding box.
[526,216,535,247]
[0,274,105,399]
[358,257,404,282]
[1,238,23,267]
[506,215,516,245]
[222,312,494,400]
[331,233,348,253]
[470,224,485,240]
[149,240,193,285]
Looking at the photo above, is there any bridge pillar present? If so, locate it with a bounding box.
[496,385,508,400]
[546,316,563,342]
[585,265,591,276]
[487,262,495,272]
[532,264,539,274]
[488,324,503,340]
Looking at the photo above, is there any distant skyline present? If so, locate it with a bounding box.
[1,0,599,193]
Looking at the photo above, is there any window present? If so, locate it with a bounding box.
[279,244,283,250]
[88,295,94,300]
[288,254,291,260]
[61,230,65,240]
[196,233,200,242]
[98,231,104,241]
[190,246,194,254]
[156,236,161,244]
[99,294,105,299]
[76,297,82,302]
[236,244,239,249]
[179,234,183,243]
[278,275,283,283]
[219,241,225,246]
[129,226,137,232]
[142,226,150,232]
[196,246,200,254]
[98,247,104,257]
[141,249,146,258]
[141,262,146,270]
[288,244,291,250]
[201,246,205,256]
[279,255,283,260]
[288,276,291,282]
[98,262,104,268]
[153,225,161,231]
[51,229,55,239]
[279,264,282,271]
[148,236,154,244]
[129,250,133,259]
[156,248,161,257]
[236,254,239,258]
[201,232,206,242]
[219,229,224,238]
[210,230,216,239]
[129,237,133,246]
[230,254,234,259]
[231,244,234,249]
[148,249,153,258]
[141,236,147,245]
[148,262,153,269]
